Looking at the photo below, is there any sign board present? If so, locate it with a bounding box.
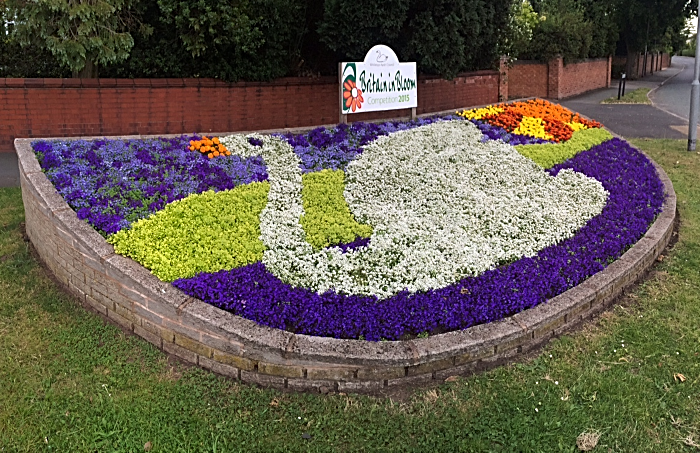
[340,45,417,115]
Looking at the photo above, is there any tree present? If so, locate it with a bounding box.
[317,0,410,63]
[0,2,69,77]
[576,0,618,58]
[499,1,543,60]
[318,0,513,79]
[522,0,594,62]
[6,0,149,78]
[127,0,307,81]
[614,0,693,77]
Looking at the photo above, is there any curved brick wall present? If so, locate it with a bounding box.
[16,137,676,393]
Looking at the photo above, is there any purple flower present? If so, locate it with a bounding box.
[248,137,264,147]
[32,136,267,236]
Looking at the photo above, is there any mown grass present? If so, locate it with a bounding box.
[601,88,652,105]
[1,139,700,452]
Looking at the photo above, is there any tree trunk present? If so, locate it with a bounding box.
[625,41,639,80]
[72,59,99,78]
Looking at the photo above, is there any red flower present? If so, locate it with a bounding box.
[343,79,364,112]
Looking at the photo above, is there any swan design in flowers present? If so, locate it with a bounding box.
[222,120,608,299]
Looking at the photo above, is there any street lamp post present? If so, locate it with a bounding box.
[689,0,700,151]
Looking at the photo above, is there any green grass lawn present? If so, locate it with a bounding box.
[1,139,700,452]
[601,88,652,104]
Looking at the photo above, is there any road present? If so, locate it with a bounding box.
[560,57,691,140]
[650,55,694,122]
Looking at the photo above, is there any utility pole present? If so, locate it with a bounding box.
[689,1,700,151]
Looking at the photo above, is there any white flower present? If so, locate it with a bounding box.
[222,121,608,299]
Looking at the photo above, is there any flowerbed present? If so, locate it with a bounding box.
[32,100,664,341]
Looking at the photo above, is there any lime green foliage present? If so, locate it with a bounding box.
[300,169,372,249]
[108,184,269,282]
[515,128,613,168]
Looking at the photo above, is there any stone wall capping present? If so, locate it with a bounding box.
[14,140,43,175]
[286,333,417,367]
[25,171,70,214]
[105,254,183,303]
[16,129,677,394]
[53,208,115,258]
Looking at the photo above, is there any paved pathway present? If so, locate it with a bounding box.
[0,59,695,188]
[0,153,19,188]
[560,56,690,140]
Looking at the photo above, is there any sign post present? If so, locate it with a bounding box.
[689,0,700,151]
[338,62,347,124]
[339,45,417,120]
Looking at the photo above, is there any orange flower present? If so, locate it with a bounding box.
[343,79,364,112]
[189,136,230,159]
[462,99,602,142]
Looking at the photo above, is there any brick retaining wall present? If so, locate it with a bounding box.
[15,134,677,393]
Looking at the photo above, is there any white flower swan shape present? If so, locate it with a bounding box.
[221,120,608,299]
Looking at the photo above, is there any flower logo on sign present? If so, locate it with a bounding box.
[343,79,364,112]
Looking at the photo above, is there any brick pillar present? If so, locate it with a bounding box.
[547,55,563,99]
[499,55,509,102]
[607,55,612,88]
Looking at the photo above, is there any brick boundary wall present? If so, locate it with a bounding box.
[0,71,499,154]
[507,61,549,99]
[612,53,671,79]
[559,58,611,98]
[507,57,612,100]
[15,136,676,394]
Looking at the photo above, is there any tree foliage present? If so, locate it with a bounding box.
[499,1,542,59]
[577,0,618,58]
[6,0,149,77]
[0,4,68,77]
[4,0,691,81]
[522,0,617,62]
[616,0,693,54]
[318,0,513,79]
[102,0,307,81]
